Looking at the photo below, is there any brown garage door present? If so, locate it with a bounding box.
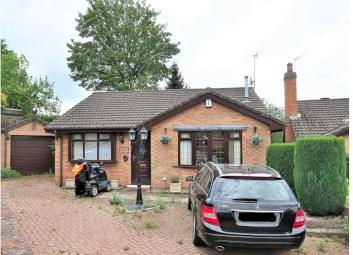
[11,136,54,175]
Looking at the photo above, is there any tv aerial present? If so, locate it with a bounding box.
[250,50,263,91]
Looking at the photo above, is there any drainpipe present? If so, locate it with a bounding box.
[60,135,63,187]
[4,132,7,168]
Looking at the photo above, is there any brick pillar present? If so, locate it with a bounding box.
[284,63,298,142]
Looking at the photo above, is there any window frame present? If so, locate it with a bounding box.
[69,133,116,162]
[228,131,242,165]
[178,131,242,167]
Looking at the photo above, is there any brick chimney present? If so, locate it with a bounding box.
[284,63,298,142]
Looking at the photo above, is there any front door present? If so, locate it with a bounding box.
[131,134,151,185]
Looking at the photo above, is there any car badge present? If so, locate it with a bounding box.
[256,204,260,210]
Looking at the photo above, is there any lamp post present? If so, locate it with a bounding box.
[128,126,148,206]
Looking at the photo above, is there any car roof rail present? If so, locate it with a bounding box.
[254,164,281,177]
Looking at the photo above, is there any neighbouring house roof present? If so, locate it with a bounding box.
[46,87,284,131]
[290,98,349,138]
[1,108,25,132]
[1,118,46,132]
[328,123,349,136]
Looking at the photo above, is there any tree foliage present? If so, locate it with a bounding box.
[293,136,347,215]
[1,39,61,116]
[67,0,180,91]
[262,98,284,121]
[166,63,187,89]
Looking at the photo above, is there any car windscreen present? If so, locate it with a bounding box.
[212,178,292,202]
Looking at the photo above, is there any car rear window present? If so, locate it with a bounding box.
[213,178,292,202]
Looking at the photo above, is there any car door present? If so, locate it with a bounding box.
[194,168,212,227]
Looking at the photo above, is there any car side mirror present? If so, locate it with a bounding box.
[186,176,194,182]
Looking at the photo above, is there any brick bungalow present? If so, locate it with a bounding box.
[283,63,349,153]
[45,87,284,189]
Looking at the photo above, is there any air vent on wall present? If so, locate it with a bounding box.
[205,99,212,108]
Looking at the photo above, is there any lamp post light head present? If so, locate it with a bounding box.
[128,128,136,141]
[139,126,148,141]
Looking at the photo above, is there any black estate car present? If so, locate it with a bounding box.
[186,162,305,251]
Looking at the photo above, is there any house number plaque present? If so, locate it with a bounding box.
[119,147,129,153]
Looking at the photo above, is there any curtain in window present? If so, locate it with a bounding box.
[72,141,83,160]
[99,141,111,160]
[229,140,241,165]
[180,140,192,165]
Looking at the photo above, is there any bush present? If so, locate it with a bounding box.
[266,143,295,191]
[1,168,21,179]
[110,191,124,206]
[294,136,347,215]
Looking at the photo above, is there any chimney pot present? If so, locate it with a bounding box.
[287,63,293,73]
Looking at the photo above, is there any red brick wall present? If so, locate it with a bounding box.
[150,101,271,189]
[55,101,272,189]
[55,133,131,187]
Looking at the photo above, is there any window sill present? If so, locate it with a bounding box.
[69,160,118,164]
[173,165,200,169]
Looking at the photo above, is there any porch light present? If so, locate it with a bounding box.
[139,126,148,141]
[128,128,136,141]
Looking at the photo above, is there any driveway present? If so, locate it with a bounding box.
[1,177,348,255]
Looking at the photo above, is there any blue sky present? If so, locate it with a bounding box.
[1,0,350,113]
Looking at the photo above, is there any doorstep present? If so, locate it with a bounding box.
[126,185,151,190]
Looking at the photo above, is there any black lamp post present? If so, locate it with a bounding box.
[128,126,148,206]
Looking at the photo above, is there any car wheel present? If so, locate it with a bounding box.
[105,183,112,192]
[192,211,205,246]
[187,196,191,211]
[89,185,98,197]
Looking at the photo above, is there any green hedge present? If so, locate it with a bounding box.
[1,167,21,179]
[266,143,295,191]
[294,136,347,215]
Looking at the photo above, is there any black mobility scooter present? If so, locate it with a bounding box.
[72,160,112,197]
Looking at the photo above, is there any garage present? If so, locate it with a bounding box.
[10,136,54,175]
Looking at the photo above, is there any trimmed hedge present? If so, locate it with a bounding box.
[266,143,295,191]
[294,136,347,215]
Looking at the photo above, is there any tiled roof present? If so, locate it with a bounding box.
[46,87,270,130]
[291,98,349,138]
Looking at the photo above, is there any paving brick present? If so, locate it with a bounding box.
[1,177,348,255]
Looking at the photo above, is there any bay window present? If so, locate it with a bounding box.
[179,131,242,166]
[70,133,114,161]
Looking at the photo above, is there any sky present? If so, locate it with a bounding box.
[1,0,350,113]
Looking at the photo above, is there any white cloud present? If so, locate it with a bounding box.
[1,0,349,112]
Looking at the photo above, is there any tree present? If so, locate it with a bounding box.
[1,40,61,117]
[166,63,187,89]
[67,0,180,91]
[262,98,284,121]
[262,99,284,143]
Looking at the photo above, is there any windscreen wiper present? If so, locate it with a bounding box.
[232,198,258,203]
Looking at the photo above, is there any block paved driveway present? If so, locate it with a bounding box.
[1,177,346,255]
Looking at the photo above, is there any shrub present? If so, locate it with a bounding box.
[266,143,295,191]
[144,218,158,228]
[294,136,347,215]
[110,191,124,206]
[153,194,167,212]
[1,168,21,179]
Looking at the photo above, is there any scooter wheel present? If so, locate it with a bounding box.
[89,185,98,197]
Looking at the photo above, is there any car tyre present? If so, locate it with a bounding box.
[187,196,191,211]
[89,185,98,197]
[192,211,205,246]
[105,183,112,192]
